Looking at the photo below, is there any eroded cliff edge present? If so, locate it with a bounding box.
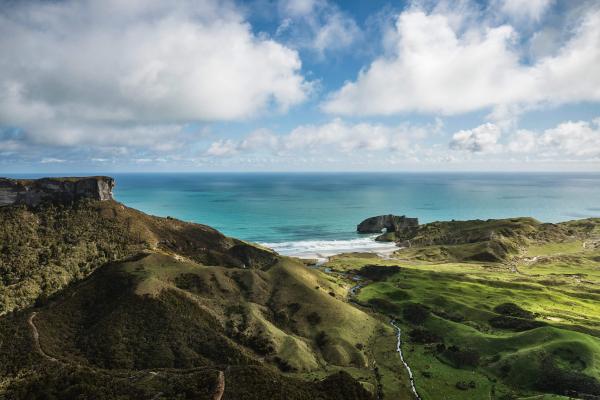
[0,176,114,207]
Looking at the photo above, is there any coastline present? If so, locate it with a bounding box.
[260,235,399,262]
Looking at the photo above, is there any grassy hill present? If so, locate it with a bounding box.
[324,218,600,399]
[0,194,393,399]
[0,250,391,398]
[0,199,278,315]
[377,217,600,263]
[0,253,380,399]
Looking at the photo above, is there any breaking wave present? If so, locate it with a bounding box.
[259,235,398,260]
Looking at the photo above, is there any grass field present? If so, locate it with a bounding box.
[322,239,600,399]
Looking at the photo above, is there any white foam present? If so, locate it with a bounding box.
[260,235,398,261]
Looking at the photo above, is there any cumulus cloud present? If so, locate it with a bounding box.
[450,123,502,153]
[0,0,310,148]
[539,119,600,157]
[204,118,440,157]
[279,0,318,17]
[205,140,240,157]
[507,130,537,153]
[205,129,281,157]
[495,0,554,22]
[452,118,600,159]
[322,6,600,116]
[276,0,360,55]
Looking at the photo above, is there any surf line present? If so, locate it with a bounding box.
[390,320,421,400]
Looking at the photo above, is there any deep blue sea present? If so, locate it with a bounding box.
[7,173,600,257]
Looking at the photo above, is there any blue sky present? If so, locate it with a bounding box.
[0,0,599,172]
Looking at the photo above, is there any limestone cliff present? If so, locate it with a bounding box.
[0,176,114,207]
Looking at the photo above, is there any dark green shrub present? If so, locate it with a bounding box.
[493,303,534,319]
[306,312,322,326]
[402,303,430,324]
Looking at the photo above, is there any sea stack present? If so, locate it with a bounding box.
[357,214,419,234]
[0,176,115,207]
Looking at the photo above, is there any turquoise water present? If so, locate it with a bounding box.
[6,173,600,256]
[110,172,600,238]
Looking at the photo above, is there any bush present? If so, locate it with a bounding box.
[315,331,329,349]
[274,356,295,372]
[367,298,401,315]
[402,303,430,324]
[357,265,401,281]
[493,303,534,319]
[488,316,544,331]
[443,346,480,368]
[306,312,322,326]
[409,328,441,344]
[535,357,600,396]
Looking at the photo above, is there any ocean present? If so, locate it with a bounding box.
[7,172,600,258]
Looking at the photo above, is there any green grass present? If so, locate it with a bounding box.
[526,241,584,257]
[1,250,389,398]
[330,242,600,398]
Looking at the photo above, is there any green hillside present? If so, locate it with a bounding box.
[323,218,600,399]
[0,198,414,399]
[0,199,278,315]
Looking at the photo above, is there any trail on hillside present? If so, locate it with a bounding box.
[28,312,59,363]
[213,371,225,400]
[27,311,226,399]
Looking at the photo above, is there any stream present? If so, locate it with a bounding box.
[325,265,421,400]
[390,320,421,400]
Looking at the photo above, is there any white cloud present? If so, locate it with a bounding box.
[204,118,440,157]
[455,118,600,159]
[507,130,537,153]
[323,6,600,116]
[40,158,66,164]
[450,123,502,153]
[280,0,318,17]
[539,119,600,157]
[205,140,240,157]
[496,0,553,22]
[277,0,360,55]
[239,129,281,152]
[285,119,393,152]
[205,129,281,157]
[0,0,310,148]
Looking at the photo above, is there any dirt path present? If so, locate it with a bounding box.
[28,312,59,363]
[27,311,226,399]
[213,371,225,400]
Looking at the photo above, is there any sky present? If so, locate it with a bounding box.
[0,0,599,172]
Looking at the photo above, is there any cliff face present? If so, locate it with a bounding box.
[0,176,114,207]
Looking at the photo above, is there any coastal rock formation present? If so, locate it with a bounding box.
[357,214,419,234]
[0,176,114,207]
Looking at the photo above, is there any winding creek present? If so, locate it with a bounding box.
[345,271,421,400]
[391,320,421,400]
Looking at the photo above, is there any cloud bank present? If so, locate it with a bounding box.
[0,0,310,148]
[205,118,441,157]
[451,118,600,159]
[322,6,600,116]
